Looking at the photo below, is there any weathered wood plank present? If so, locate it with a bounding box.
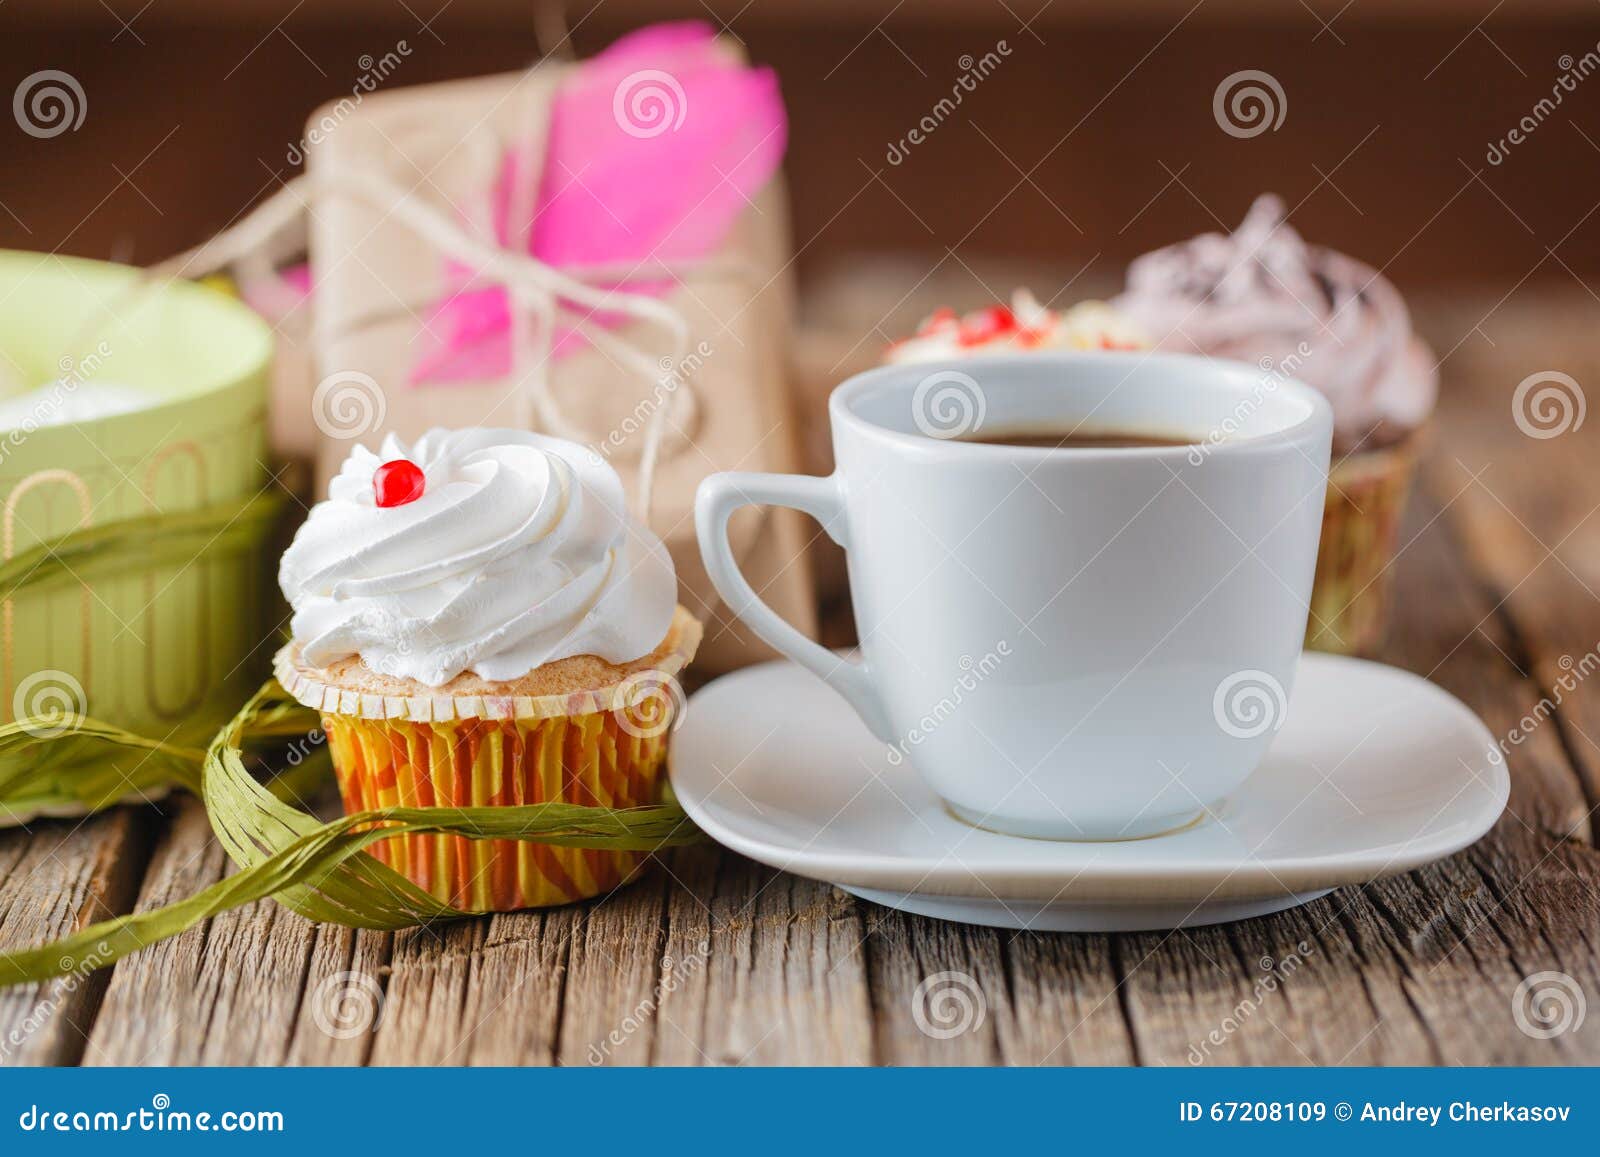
[1420,292,1600,818]
[280,923,391,1065]
[996,930,1139,1064]
[862,908,1009,1065]
[557,870,672,1066]
[641,846,723,1064]
[355,854,672,1064]
[0,808,154,1066]
[363,844,876,1066]
[1111,413,1600,1065]
[80,796,371,1065]
[367,907,567,1065]
[656,848,875,1065]
[85,791,585,1066]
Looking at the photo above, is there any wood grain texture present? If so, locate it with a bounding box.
[81,797,326,1066]
[986,480,1599,1066]
[6,281,1600,1066]
[0,809,154,1066]
[1420,292,1600,818]
[663,848,874,1066]
[367,909,564,1065]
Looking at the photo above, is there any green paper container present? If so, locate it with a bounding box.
[0,251,273,777]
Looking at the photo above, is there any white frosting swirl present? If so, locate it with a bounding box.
[279,428,676,687]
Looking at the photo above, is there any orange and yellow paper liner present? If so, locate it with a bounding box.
[273,615,699,914]
[1306,434,1421,656]
[321,711,667,911]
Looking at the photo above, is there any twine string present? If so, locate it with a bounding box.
[129,150,748,521]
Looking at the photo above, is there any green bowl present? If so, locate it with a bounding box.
[0,250,273,751]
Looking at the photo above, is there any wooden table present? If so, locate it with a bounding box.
[2,279,1598,1067]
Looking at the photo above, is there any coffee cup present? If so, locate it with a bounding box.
[696,351,1332,839]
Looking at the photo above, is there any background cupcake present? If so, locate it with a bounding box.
[1114,194,1438,655]
[275,428,700,912]
[886,289,1146,363]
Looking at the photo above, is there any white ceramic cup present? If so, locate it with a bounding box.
[696,351,1332,840]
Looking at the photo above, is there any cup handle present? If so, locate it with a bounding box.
[695,471,894,742]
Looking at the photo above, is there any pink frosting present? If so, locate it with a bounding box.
[1114,195,1436,452]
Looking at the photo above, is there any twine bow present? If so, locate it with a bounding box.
[159,170,722,519]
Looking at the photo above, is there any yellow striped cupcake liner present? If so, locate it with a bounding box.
[273,613,701,911]
[1306,434,1422,656]
[322,712,667,911]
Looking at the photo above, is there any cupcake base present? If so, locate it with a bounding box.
[323,711,667,911]
[1306,433,1422,656]
[277,606,702,913]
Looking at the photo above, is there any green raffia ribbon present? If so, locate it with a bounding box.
[0,718,205,821]
[0,682,705,988]
[0,490,284,600]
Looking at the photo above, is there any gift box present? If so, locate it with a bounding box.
[243,24,815,675]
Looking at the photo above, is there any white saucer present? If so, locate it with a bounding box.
[670,653,1507,932]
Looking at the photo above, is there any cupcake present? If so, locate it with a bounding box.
[1115,195,1437,655]
[886,290,1146,363]
[274,428,701,912]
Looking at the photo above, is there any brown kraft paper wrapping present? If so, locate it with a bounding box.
[301,57,815,676]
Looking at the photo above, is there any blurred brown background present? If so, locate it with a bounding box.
[3,0,1598,297]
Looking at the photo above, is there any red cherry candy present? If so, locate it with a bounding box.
[917,307,958,337]
[957,304,1016,347]
[373,459,425,508]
